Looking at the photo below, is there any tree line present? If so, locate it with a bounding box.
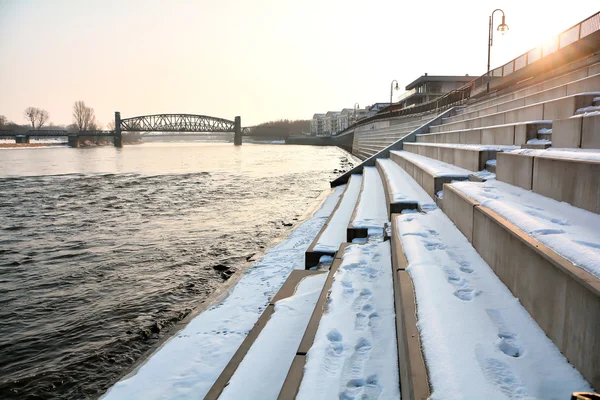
[0,101,108,133]
[248,119,310,138]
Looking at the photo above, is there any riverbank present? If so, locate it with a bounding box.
[101,184,346,399]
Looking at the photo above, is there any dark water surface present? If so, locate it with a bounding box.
[0,143,355,399]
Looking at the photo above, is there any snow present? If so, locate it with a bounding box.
[485,159,496,167]
[351,167,389,229]
[219,273,327,400]
[424,120,552,136]
[576,105,600,113]
[390,150,473,175]
[396,209,592,399]
[527,138,551,144]
[411,143,519,151]
[376,158,437,211]
[471,169,496,180]
[102,186,346,400]
[594,97,600,103]
[571,111,600,118]
[313,174,363,252]
[297,241,400,400]
[449,179,600,279]
[437,190,444,200]
[537,128,552,134]
[508,147,600,161]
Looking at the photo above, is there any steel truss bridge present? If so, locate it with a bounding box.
[116,113,243,146]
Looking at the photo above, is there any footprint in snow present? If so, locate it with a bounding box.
[354,312,369,331]
[476,346,530,399]
[323,329,345,375]
[525,209,570,226]
[339,378,366,400]
[486,309,524,358]
[453,287,481,301]
[368,312,382,332]
[573,239,600,250]
[352,289,373,311]
[344,337,372,379]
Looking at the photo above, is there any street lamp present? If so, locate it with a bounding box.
[487,9,509,75]
[390,80,399,114]
[353,102,359,123]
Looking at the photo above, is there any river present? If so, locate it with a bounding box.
[0,142,355,399]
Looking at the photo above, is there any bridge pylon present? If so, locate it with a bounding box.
[234,116,242,146]
[114,111,123,148]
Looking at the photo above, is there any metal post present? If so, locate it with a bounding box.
[390,80,398,114]
[487,9,507,93]
[234,116,242,145]
[114,111,122,148]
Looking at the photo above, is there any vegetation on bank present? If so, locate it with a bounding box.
[0,102,142,144]
[247,119,310,138]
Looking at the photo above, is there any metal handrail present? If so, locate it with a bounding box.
[333,11,600,136]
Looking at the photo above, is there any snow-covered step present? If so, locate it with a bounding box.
[305,174,363,268]
[205,269,326,400]
[389,150,470,198]
[553,114,600,149]
[429,93,599,134]
[442,179,600,389]
[523,138,551,149]
[282,241,400,400]
[347,166,388,241]
[391,208,594,398]
[403,142,517,171]
[496,148,600,213]
[375,158,437,216]
[416,121,551,146]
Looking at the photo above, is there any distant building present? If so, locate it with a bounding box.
[311,113,326,136]
[365,103,392,117]
[310,108,367,136]
[395,74,474,109]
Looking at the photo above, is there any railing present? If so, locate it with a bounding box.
[333,11,600,136]
[469,11,600,96]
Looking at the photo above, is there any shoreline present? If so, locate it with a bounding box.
[100,185,335,396]
[99,148,354,397]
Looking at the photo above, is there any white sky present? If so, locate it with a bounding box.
[0,0,598,127]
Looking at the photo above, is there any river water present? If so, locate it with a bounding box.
[0,143,355,399]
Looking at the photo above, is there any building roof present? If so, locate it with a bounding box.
[312,113,326,119]
[405,75,474,90]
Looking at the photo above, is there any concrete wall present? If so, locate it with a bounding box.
[472,206,600,390]
[441,185,600,390]
[496,152,534,190]
[532,157,600,214]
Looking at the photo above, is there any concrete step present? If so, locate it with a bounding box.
[305,174,362,268]
[429,93,600,134]
[375,158,437,217]
[389,150,470,198]
[553,114,600,149]
[403,142,517,171]
[496,149,600,214]
[442,180,600,390]
[205,269,327,400]
[456,67,600,116]
[347,166,388,241]
[416,121,551,146]
[390,216,429,399]
[445,73,600,125]
[278,250,346,399]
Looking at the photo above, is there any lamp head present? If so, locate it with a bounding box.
[394,82,399,90]
[497,15,509,35]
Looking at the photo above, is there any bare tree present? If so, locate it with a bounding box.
[106,120,115,131]
[36,110,49,130]
[0,115,7,129]
[72,101,96,132]
[23,107,49,130]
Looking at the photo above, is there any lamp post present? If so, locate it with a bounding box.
[353,102,359,124]
[487,9,509,89]
[390,80,399,114]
